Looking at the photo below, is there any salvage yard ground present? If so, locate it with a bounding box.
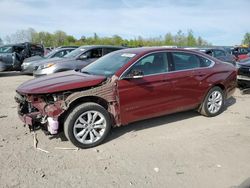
[0,72,250,188]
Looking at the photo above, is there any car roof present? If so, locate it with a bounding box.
[112,47,205,55]
[54,47,76,51]
[78,45,126,50]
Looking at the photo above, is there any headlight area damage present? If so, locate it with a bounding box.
[15,77,120,135]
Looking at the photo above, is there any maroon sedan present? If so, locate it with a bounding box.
[15,48,237,148]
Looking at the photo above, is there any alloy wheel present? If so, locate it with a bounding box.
[73,110,107,144]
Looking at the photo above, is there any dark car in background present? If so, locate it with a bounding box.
[33,45,125,76]
[0,61,5,72]
[199,48,236,65]
[21,47,77,74]
[237,58,250,88]
[0,42,44,71]
[15,47,237,148]
[232,47,250,61]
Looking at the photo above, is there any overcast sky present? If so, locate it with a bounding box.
[0,0,249,45]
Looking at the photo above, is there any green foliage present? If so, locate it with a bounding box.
[242,32,250,46]
[4,28,211,47]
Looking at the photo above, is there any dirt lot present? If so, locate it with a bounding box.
[0,72,250,188]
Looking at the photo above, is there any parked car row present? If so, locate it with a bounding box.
[21,47,78,74]
[198,48,236,65]
[15,47,237,148]
[231,46,250,61]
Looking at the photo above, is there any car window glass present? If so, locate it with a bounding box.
[86,48,102,58]
[82,52,136,76]
[127,52,168,76]
[199,56,213,67]
[0,46,12,53]
[214,50,225,57]
[239,48,248,54]
[53,51,65,58]
[172,52,200,71]
[103,48,119,55]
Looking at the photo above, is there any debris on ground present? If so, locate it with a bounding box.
[216,164,222,168]
[54,147,79,151]
[33,133,49,153]
[154,167,160,173]
[95,149,100,153]
[176,171,184,175]
[0,115,8,119]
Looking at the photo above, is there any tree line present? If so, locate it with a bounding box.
[0,28,249,47]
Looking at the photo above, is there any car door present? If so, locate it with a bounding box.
[167,51,205,111]
[118,52,174,125]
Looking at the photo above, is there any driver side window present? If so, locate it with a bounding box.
[127,52,168,76]
[79,48,102,60]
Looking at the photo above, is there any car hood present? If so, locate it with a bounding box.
[33,57,77,67]
[24,56,44,63]
[26,57,62,67]
[16,70,106,94]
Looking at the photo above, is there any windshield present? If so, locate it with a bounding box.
[64,47,85,58]
[0,46,12,53]
[81,51,137,77]
[44,49,58,58]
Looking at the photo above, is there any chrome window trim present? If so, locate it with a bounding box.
[119,50,215,80]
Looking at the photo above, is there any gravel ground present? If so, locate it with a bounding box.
[0,72,250,188]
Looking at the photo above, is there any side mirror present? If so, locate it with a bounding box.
[123,69,144,79]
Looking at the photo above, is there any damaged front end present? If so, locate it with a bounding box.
[15,92,69,134]
[15,76,121,135]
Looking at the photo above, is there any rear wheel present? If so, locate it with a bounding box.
[64,102,111,148]
[200,86,225,117]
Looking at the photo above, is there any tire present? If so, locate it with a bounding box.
[64,102,111,149]
[200,86,225,117]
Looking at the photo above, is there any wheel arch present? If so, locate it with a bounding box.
[198,82,226,113]
[58,95,109,126]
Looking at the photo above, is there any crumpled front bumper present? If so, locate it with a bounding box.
[15,93,41,126]
[18,112,40,126]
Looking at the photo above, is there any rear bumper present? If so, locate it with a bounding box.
[237,75,250,81]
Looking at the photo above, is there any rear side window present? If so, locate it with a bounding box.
[199,56,213,67]
[172,52,200,71]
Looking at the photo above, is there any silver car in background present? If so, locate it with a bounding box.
[33,45,125,77]
[21,47,77,74]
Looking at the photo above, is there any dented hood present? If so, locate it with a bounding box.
[17,70,106,94]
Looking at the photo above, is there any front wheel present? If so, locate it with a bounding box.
[64,102,111,149]
[200,86,225,117]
